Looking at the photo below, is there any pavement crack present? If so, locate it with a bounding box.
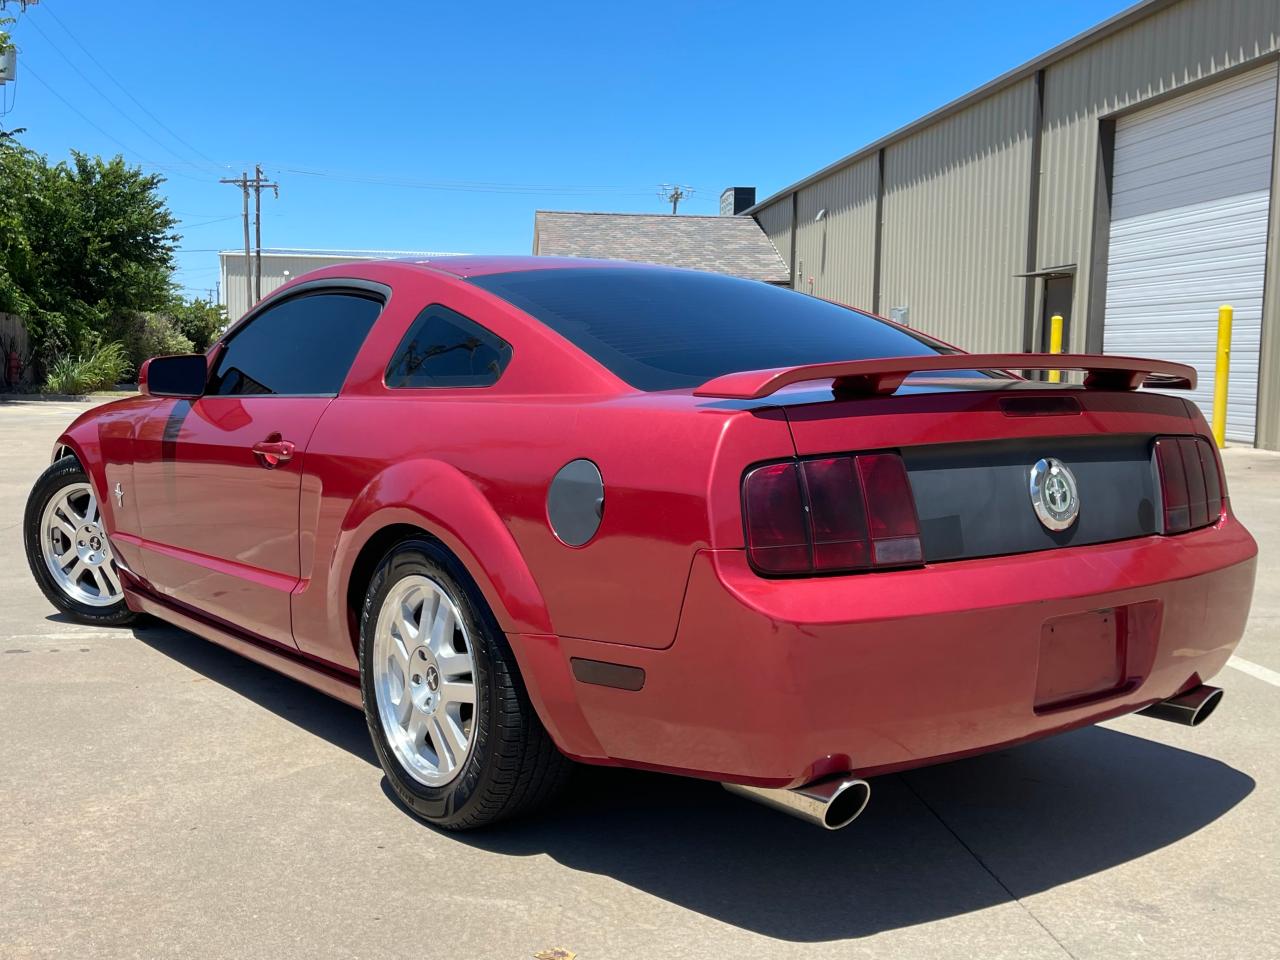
[899,773,1080,960]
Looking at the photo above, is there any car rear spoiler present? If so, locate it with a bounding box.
[692,353,1196,400]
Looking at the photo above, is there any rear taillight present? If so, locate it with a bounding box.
[1154,436,1225,534]
[743,453,922,575]
[742,462,811,574]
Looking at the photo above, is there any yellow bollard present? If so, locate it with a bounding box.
[1047,314,1064,383]
[1212,304,1233,448]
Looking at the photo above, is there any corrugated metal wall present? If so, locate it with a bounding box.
[1038,0,1280,352]
[794,155,879,309]
[749,0,1280,443]
[753,201,794,276]
[1261,84,1280,450]
[880,77,1037,351]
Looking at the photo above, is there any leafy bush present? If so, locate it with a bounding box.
[168,297,226,352]
[43,341,130,395]
[124,312,194,374]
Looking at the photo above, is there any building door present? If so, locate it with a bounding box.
[1040,274,1074,354]
[1103,63,1277,444]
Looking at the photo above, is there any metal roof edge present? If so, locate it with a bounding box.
[218,248,466,259]
[742,0,1175,215]
[534,210,748,221]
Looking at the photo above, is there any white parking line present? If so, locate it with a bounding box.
[1,630,107,643]
[1228,655,1280,688]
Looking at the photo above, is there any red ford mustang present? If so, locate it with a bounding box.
[23,256,1257,830]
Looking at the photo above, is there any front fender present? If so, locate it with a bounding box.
[55,418,117,530]
[54,427,100,488]
[334,458,553,636]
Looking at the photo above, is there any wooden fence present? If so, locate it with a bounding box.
[0,313,34,387]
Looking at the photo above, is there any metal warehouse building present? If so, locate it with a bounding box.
[748,0,1280,447]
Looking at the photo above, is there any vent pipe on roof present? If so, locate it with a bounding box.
[720,186,757,216]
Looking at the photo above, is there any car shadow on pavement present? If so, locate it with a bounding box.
[126,617,1254,942]
[442,726,1254,942]
[129,619,378,766]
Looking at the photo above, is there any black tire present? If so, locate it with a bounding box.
[359,537,571,829]
[23,457,137,627]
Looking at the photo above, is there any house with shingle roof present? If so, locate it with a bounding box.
[532,191,789,284]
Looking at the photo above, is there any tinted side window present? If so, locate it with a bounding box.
[208,292,382,396]
[385,305,512,388]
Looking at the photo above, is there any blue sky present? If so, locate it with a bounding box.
[5,0,1133,300]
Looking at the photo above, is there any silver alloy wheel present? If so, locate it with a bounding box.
[39,482,123,608]
[372,574,478,787]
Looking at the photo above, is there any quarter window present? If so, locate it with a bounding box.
[208,291,383,396]
[385,305,512,388]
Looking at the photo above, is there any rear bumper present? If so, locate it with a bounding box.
[519,515,1257,787]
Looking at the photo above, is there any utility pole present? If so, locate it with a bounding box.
[220,171,252,311]
[658,184,693,214]
[220,166,278,307]
[251,163,278,303]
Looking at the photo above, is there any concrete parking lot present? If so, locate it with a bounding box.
[1,398,1277,960]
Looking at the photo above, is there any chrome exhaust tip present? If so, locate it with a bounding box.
[1138,684,1223,727]
[723,775,871,830]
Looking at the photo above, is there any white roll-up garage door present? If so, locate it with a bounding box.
[1103,63,1277,444]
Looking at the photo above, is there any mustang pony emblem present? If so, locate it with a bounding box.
[1029,457,1079,531]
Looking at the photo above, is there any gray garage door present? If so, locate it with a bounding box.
[1103,63,1277,444]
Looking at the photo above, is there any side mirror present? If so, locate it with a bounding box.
[140,354,208,398]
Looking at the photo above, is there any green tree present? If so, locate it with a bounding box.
[167,296,227,352]
[0,139,179,368]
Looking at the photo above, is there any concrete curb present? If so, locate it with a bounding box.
[0,391,138,403]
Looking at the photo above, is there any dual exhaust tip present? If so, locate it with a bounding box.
[722,683,1223,830]
[723,775,871,831]
[1137,682,1223,727]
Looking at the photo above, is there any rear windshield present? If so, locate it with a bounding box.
[469,267,970,392]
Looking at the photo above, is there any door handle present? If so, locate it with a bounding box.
[252,439,295,468]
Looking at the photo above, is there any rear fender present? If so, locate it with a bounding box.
[330,460,593,750]
[336,458,553,636]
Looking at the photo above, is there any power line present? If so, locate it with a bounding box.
[279,164,674,197]
[21,61,155,163]
[177,214,241,229]
[22,12,200,168]
[37,0,226,174]
[22,63,209,183]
